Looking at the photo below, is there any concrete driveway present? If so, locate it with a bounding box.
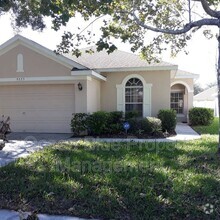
[0,132,72,167]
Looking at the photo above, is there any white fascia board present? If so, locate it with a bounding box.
[0,76,92,85]
[175,74,199,79]
[71,70,107,81]
[94,65,178,73]
[0,35,87,70]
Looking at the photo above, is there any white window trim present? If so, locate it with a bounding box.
[171,81,193,93]
[16,53,24,73]
[116,74,152,117]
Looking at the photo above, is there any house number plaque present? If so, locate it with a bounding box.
[17,77,25,81]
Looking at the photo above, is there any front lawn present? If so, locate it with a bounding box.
[0,137,220,219]
[193,117,219,135]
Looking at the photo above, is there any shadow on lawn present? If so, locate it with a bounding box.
[0,140,220,219]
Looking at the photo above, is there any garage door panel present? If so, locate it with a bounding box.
[0,102,75,110]
[0,96,74,109]
[0,85,75,133]
[12,121,71,133]
[7,110,73,120]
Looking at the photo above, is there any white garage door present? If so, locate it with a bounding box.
[0,84,75,133]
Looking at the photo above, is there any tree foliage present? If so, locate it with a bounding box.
[1,0,219,61]
[194,82,204,95]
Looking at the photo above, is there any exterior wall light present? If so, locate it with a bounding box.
[78,82,83,91]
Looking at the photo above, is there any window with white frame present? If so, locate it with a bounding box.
[125,78,143,116]
[170,92,184,114]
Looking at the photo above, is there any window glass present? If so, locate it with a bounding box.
[170,92,184,114]
[125,78,143,116]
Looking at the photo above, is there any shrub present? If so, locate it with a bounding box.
[125,111,139,120]
[138,118,152,134]
[158,109,176,132]
[146,117,162,135]
[126,118,140,134]
[106,111,124,134]
[108,111,123,124]
[71,113,88,136]
[127,117,159,135]
[189,107,214,126]
[87,111,109,136]
[107,123,124,135]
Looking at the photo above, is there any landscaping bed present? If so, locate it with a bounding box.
[72,130,176,139]
[71,110,177,139]
[0,137,220,219]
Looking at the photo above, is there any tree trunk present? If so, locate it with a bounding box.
[217,34,220,153]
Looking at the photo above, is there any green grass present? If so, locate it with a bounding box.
[193,117,219,135]
[1,137,220,219]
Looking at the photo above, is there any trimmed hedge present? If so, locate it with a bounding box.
[87,111,109,136]
[125,111,139,120]
[158,109,176,133]
[127,117,162,136]
[71,111,164,137]
[127,118,151,135]
[70,113,88,136]
[71,111,124,136]
[146,117,162,135]
[107,111,124,134]
[189,107,214,126]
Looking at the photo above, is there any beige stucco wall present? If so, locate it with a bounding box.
[0,45,71,77]
[74,78,101,114]
[87,78,101,113]
[100,70,171,117]
[74,80,88,114]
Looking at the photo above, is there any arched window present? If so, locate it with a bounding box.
[125,78,143,116]
[16,53,24,72]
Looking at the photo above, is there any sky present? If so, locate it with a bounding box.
[0,12,218,88]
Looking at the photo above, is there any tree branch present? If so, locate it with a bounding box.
[132,12,220,35]
[200,0,220,18]
[72,15,106,41]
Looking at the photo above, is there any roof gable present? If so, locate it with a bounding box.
[0,35,87,70]
[194,86,217,101]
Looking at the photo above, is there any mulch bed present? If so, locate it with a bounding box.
[72,131,176,139]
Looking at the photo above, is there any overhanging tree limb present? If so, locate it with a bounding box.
[200,0,220,18]
[132,12,220,35]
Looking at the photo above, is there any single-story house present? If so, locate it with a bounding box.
[194,86,218,116]
[0,35,198,133]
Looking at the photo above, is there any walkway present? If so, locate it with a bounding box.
[168,123,201,141]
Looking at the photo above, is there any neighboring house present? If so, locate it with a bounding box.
[0,35,198,133]
[194,86,218,116]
